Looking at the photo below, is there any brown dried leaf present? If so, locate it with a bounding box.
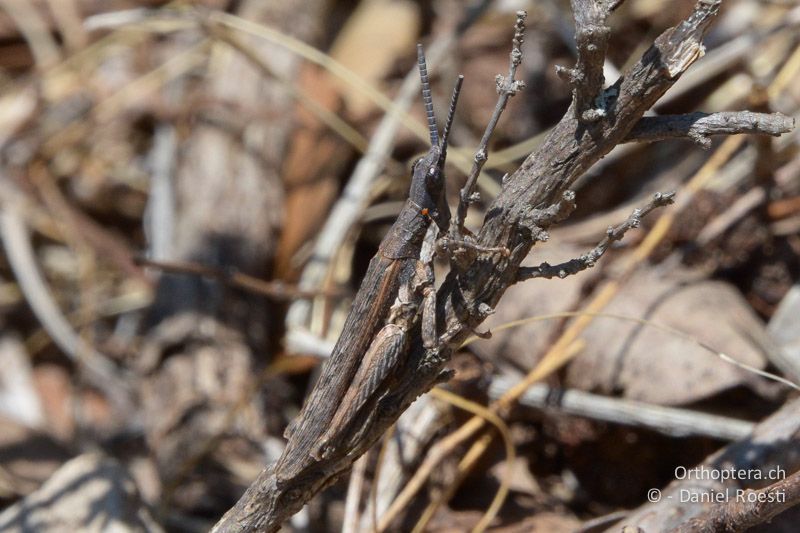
[489,455,541,497]
[34,363,114,440]
[0,453,161,532]
[329,0,420,118]
[0,416,69,498]
[139,315,262,460]
[567,269,774,405]
[275,65,347,279]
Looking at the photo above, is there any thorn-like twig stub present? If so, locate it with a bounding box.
[473,328,492,339]
[582,108,606,122]
[689,131,712,148]
[526,190,578,229]
[533,228,550,242]
[656,191,676,205]
[496,74,526,96]
[555,65,577,84]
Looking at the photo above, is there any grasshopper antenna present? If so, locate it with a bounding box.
[440,75,464,166]
[416,44,439,148]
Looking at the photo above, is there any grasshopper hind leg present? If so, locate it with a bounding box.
[311,323,408,460]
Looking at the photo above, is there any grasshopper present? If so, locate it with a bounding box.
[276,45,462,479]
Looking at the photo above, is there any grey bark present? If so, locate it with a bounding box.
[212,1,794,531]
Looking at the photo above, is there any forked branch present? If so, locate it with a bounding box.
[517,192,675,282]
[212,2,794,531]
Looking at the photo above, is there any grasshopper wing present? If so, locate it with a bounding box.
[313,323,408,459]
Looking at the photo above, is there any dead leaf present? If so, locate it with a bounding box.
[566,269,774,405]
[0,453,161,532]
[275,64,348,279]
[329,0,420,118]
[31,365,76,439]
[0,415,69,498]
[489,455,541,497]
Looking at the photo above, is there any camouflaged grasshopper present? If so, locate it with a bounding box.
[276,45,462,478]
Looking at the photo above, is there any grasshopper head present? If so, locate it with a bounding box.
[409,145,449,233]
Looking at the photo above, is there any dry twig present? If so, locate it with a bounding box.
[212,2,794,531]
[669,470,800,532]
[617,397,800,531]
